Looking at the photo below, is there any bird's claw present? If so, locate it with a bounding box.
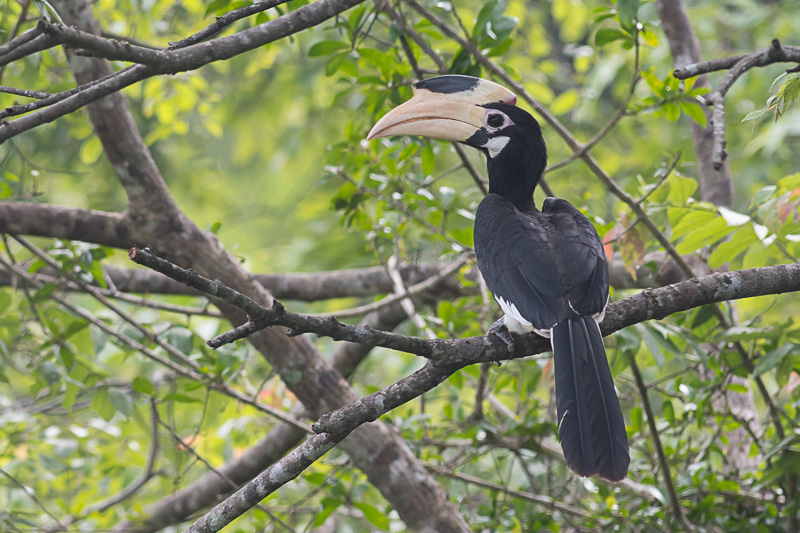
[488,318,515,353]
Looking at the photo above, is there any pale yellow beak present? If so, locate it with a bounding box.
[367,76,517,142]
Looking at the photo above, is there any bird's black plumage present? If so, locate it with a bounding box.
[367,76,629,481]
[469,103,630,481]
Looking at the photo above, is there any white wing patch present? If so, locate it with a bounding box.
[484,136,510,158]
[494,295,551,338]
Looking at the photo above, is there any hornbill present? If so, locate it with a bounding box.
[368,75,630,482]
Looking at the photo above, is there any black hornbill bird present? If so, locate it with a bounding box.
[368,75,630,482]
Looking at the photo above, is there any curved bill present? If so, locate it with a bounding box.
[367,75,517,142]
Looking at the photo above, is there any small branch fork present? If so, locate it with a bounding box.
[125,245,800,533]
[674,39,800,170]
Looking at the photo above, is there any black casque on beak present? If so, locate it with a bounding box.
[367,75,517,143]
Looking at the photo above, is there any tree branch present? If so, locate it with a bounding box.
[0,0,368,143]
[129,245,800,363]
[0,201,131,248]
[674,42,800,81]
[173,252,800,531]
[112,301,413,533]
[674,39,800,171]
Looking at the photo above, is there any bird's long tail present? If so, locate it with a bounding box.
[551,317,629,481]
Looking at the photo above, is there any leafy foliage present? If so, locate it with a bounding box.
[0,0,799,531]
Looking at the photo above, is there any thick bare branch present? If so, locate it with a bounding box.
[130,246,800,367]
[0,0,368,143]
[38,2,471,529]
[0,201,131,247]
[175,255,800,532]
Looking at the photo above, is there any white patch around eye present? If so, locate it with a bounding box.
[484,136,510,158]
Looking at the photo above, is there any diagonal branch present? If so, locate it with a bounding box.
[0,0,368,143]
[176,251,800,531]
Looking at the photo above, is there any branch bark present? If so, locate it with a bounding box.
[38,2,470,530]
[151,245,799,531]
[113,302,412,533]
[0,0,368,143]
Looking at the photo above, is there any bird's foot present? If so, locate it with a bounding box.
[488,318,515,354]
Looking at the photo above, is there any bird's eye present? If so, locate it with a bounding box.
[486,113,504,129]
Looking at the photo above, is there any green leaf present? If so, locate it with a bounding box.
[662,400,675,425]
[473,0,504,38]
[666,174,699,204]
[109,389,132,417]
[630,405,643,434]
[617,0,639,30]
[308,40,350,57]
[595,28,626,46]
[708,225,759,268]
[663,102,681,122]
[166,327,194,356]
[205,0,231,16]
[325,52,348,76]
[550,89,580,115]
[421,142,434,177]
[312,498,342,527]
[754,344,796,377]
[92,388,116,422]
[680,100,708,128]
[726,383,749,394]
[640,25,658,47]
[132,376,155,396]
[636,323,665,368]
[80,137,103,165]
[751,185,777,208]
[353,502,390,530]
[162,393,202,404]
[675,217,731,255]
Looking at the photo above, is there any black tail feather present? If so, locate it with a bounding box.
[552,317,629,481]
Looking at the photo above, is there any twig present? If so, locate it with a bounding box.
[312,253,468,318]
[0,466,66,530]
[386,250,436,339]
[0,254,311,432]
[183,433,338,533]
[0,85,51,99]
[629,354,695,531]
[128,246,800,366]
[0,0,366,142]
[0,29,50,70]
[169,0,287,49]
[676,40,800,170]
[12,236,222,317]
[424,464,590,518]
[674,42,800,80]
[378,2,446,71]
[157,417,298,533]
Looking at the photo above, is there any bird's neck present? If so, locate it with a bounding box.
[486,152,544,211]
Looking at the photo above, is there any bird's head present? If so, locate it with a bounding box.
[367,75,547,206]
